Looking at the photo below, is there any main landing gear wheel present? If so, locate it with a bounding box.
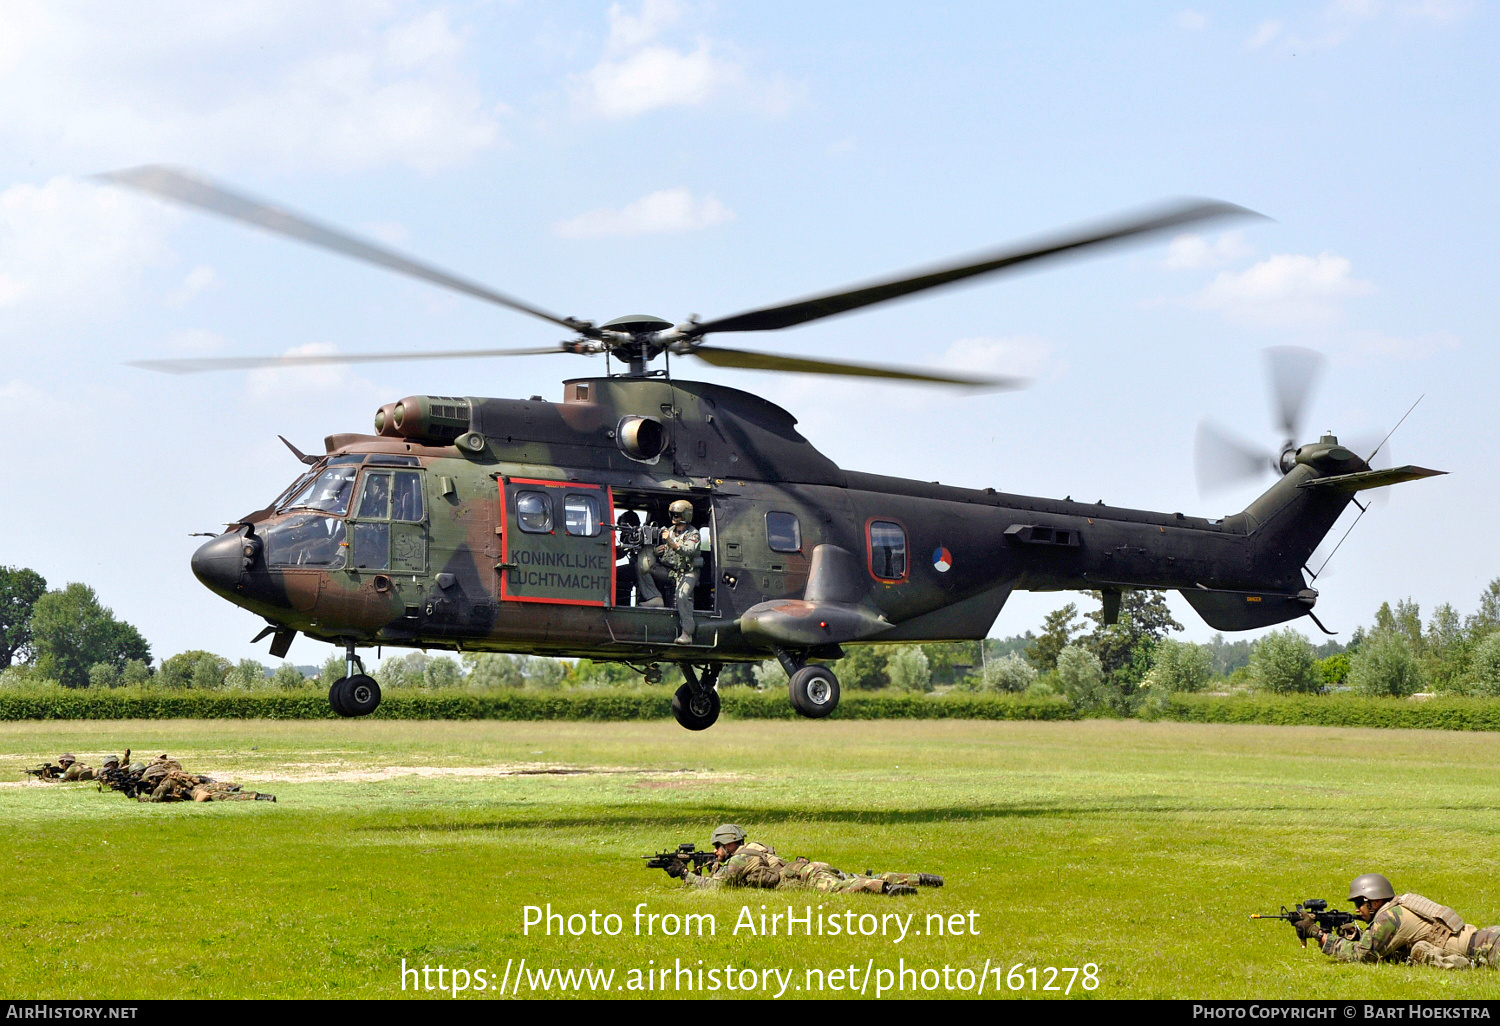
[329,674,382,717]
[788,665,840,719]
[672,683,720,731]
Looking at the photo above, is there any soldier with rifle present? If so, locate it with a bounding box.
[1272,873,1500,968]
[653,824,943,896]
[648,500,701,645]
[24,753,86,781]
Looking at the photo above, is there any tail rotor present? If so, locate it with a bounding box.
[1194,346,1328,496]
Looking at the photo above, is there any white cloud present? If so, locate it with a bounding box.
[1249,0,1472,52]
[604,0,684,53]
[246,342,368,401]
[1164,230,1255,270]
[1174,10,1209,30]
[943,335,1052,381]
[1247,20,1283,48]
[576,0,744,118]
[553,188,733,239]
[166,265,219,306]
[1193,252,1375,327]
[0,177,170,319]
[0,5,502,173]
[580,42,738,118]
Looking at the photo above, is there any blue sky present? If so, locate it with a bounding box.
[1,1,1494,666]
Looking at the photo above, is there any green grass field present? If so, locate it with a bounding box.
[5,718,1500,1000]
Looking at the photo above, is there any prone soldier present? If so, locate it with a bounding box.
[60,754,97,781]
[1293,873,1500,969]
[662,824,943,897]
[140,769,275,802]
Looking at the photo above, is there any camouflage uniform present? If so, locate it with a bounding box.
[655,520,701,644]
[140,767,275,803]
[142,769,211,802]
[682,841,926,894]
[1323,894,1500,968]
[61,761,96,781]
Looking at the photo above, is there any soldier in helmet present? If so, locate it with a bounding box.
[60,754,97,781]
[1294,873,1500,969]
[662,824,943,897]
[634,500,703,642]
[653,499,702,645]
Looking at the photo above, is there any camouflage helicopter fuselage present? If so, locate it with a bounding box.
[192,375,1432,673]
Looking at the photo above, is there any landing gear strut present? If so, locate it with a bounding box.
[777,648,841,719]
[329,643,382,718]
[672,662,721,731]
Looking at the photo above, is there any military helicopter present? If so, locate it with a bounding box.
[104,167,1442,730]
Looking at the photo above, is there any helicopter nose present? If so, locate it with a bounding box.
[191,531,246,598]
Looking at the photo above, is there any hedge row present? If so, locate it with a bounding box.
[0,687,1078,722]
[14,688,1497,729]
[1160,693,1500,731]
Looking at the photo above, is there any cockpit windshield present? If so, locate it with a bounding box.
[280,459,361,516]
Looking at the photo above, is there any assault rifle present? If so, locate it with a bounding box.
[1251,899,1359,946]
[642,843,720,874]
[97,766,148,799]
[24,762,62,780]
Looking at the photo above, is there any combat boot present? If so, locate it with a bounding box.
[917,874,944,887]
[1410,941,1471,970]
[885,884,917,897]
[254,793,277,802]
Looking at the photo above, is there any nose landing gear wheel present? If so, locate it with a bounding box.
[329,674,382,717]
[671,683,721,731]
[788,665,840,719]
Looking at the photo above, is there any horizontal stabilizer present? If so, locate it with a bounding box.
[1298,465,1445,493]
[1181,587,1317,631]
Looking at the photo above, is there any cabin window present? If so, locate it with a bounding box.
[516,491,552,533]
[564,494,602,537]
[766,511,801,553]
[869,521,907,580]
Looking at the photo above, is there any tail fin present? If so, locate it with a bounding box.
[1180,436,1443,631]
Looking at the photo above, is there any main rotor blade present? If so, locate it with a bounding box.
[1264,346,1325,442]
[97,165,585,334]
[1194,419,1273,495]
[688,345,1023,389]
[128,345,567,375]
[693,199,1263,336]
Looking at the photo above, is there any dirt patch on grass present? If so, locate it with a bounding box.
[246,762,731,783]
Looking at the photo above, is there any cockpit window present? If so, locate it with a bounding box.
[264,514,346,568]
[284,465,359,515]
[392,472,423,523]
[356,472,391,519]
[272,468,318,510]
[355,470,424,523]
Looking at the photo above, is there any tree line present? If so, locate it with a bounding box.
[5,563,1500,709]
